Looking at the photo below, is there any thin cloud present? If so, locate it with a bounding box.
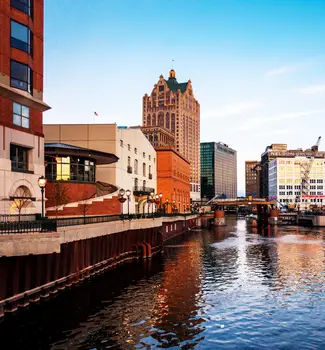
[238,109,325,131]
[297,84,325,95]
[204,101,261,119]
[265,65,296,77]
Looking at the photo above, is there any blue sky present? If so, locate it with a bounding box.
[44,0,325,195]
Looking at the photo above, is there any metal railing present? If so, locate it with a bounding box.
[133,186,155,195]
[56,214,120,227]
[0,219,57,234]
[0,214,39,222]
[0,212,197,234]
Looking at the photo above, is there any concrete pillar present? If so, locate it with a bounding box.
[214,210,226,226]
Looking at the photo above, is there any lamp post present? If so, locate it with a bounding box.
[165,198,169,214]
[159,193,163,212]
[38,176,47,218]
[118,188,126,218]
[150,191,154,217]
[126,189,131,218]
[172,200,176,214]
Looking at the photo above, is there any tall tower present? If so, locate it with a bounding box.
[142,70,201,200]
[0,0,50,215]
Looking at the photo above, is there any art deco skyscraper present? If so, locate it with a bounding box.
[142,70,201,200]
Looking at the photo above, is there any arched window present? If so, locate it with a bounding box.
[152,114,156,126]
[135,178,138,189]
[127,156,131,167]
[134,159,138,174]
[171,113,175,132]
[147,115,151,126]
[149,165,151,175]
[158,113,164,127]
[166,113,170,129]
[143,162,146,176]
[143,180,146,190]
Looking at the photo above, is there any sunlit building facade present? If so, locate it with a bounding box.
[269,157,325,209]
[142,70,200,200]
[201,142,237,199]
[0,0,50,215]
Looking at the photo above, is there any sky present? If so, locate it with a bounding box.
[44,0,325,195]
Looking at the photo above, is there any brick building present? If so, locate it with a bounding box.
[156,148,190,213]
[245,161,261,198]
[142,70,200,200]
[0,0,50,215]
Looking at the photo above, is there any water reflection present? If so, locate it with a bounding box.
[1,219,325,349]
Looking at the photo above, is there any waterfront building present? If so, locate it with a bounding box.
[0,0,50,215]
[245,161,261,198]
[261,143,325,199]
[44,142,120,216]
[156,148,190,213]
[201,142,237,200]
[269,156,325,209]
[142,70,200,201]
[44,124,157,214]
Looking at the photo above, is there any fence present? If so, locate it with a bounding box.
[0,219,57,234]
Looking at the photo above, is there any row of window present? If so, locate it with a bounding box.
[127,157,152,177]
[279,191,323,196]
[120,140,155,162]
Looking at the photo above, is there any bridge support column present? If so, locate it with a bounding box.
[214,210,226,226]
[268,209,279,225]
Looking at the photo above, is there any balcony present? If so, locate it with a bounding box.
[149,173,153,179]
[127,166,133,174]
[133,186,155,196]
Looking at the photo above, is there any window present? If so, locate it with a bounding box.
[120,140,123,147]
[134,148,137,154]
[134,178,138,189]
[149,155,151,161]
[134,159,138,174]
[10,60,32,93]
[10,144,28,171]
[13,102,29,128]
[127,156,131,167]
[143,162,146,176]
[128,144,130,151]
[11,20,32,54]
[149,165,151,175]
[11,0,32,16]
[143,152,145,158]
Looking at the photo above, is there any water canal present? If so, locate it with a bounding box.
[1,217,325,349]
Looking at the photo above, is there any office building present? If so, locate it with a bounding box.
[0,0,50,215]
[156,148,190,213]
[142,70,200,200]
[245,161,261,197]
[201,142,237,200]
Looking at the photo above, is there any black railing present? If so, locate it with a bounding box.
[133,186,155,195]
[0,212,196,234]
[0,214,39,222]
[0,219,57,234]
[56,214,120,227]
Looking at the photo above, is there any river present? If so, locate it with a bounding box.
[1,217,325,349]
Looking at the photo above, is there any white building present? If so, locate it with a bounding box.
[44,124,157,214]
[269,157,325,209]
[104,126,157,214]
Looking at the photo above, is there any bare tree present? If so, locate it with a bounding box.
[10,186,32,222]
[46,182,70,217]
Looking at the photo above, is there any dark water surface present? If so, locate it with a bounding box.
[1,217,325,349]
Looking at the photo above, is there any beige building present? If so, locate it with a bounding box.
[142,70,201,200]
[44,124,157,214]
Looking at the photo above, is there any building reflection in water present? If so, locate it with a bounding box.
[149,233,205,348]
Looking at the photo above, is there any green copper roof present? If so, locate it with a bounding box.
[165,77,188,93]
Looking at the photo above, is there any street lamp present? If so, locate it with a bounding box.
[172,200,176,214]
[126,189,131,218]
[118,188,127,218]
[165,198,169,214]
[150,192,154,216]
[38,176,47,218]
[159,193,163,212]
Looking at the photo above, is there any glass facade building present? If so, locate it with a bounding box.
[201,142,237,200]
